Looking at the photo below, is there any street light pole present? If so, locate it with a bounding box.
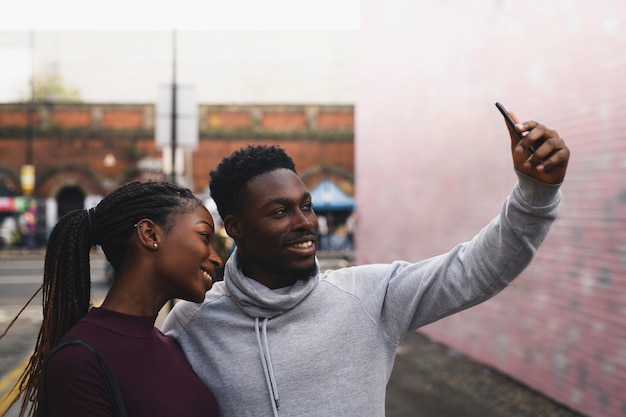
[170,29,177,185]
[21,31,36,198]
[170,29,178,311]
[19,30,38,250]
[26,30,35,167]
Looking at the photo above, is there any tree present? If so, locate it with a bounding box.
[33,73,82,103]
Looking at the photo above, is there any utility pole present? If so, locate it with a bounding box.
[170,29,177,185]
[26,31,34,167]
[21,31,36,198]
[20,30,37,250]
[155,29,197,189]
[168,28,176,311]
[170,30,178,311]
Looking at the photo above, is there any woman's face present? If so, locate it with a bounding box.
[157,205,223,303]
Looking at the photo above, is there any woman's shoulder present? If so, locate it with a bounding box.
[46,339,102,381]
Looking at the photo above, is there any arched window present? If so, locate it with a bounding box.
[57,186,85,219]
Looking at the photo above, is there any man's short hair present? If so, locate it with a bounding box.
[210,145,296,219]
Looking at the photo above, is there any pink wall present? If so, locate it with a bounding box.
[356,1,626,416]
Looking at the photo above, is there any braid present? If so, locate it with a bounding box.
[16,209,92,417]
[96,181,201,270]
[6,180,201,417]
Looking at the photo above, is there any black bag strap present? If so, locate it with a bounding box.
[38,338,128,417]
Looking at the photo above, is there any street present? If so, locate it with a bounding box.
[0,255,109,416]
[0,255,584,417]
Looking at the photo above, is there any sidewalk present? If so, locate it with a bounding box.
[0,248,48,261]
[388,331,586,417]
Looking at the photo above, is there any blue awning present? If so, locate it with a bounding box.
[310,179,354,211]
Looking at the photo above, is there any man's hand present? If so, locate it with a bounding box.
[504,112,570,184]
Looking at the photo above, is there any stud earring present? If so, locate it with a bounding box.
[153,243,158,248]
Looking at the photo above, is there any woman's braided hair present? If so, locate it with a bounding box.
[8,181,201,417]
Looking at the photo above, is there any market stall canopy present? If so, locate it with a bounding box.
[310,179,354,211]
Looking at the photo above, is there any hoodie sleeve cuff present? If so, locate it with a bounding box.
[515,170,562,207]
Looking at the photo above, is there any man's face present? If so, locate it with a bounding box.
[229,168,319,289]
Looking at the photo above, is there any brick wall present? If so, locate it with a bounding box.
[261,111,307,130]
[49,109,91,127]
[0,110,39,126]
[317,111,353,130]
[0,103,354,198]
[101,109,145,129]
[357,2,626,417]
[206,110,251,129]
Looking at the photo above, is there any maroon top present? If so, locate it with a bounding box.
[44,307,218,417]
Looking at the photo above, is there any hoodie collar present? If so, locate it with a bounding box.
[224,249,320,319]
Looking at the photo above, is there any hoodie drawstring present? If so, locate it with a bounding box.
[255,317,280,416]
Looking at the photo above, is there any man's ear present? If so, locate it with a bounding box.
[135,218,159,249]
[224,215,242,240]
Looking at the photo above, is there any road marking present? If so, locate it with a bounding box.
[0,355,29,414]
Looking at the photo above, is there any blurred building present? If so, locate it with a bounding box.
[0,103,354,243]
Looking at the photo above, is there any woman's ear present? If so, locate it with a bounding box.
[135,218,159,249]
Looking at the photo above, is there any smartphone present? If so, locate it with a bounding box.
[495,102,542,154]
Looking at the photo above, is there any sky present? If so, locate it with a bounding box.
[0,0,360,103]
[3,0,360,31]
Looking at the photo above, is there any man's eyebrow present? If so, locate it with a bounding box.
[262,192,311,209]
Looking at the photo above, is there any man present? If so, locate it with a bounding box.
[163,114,570,417]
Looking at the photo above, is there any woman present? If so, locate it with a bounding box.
[5,181,222,417]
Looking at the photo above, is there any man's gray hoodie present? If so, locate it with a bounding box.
[163,173,561,417]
